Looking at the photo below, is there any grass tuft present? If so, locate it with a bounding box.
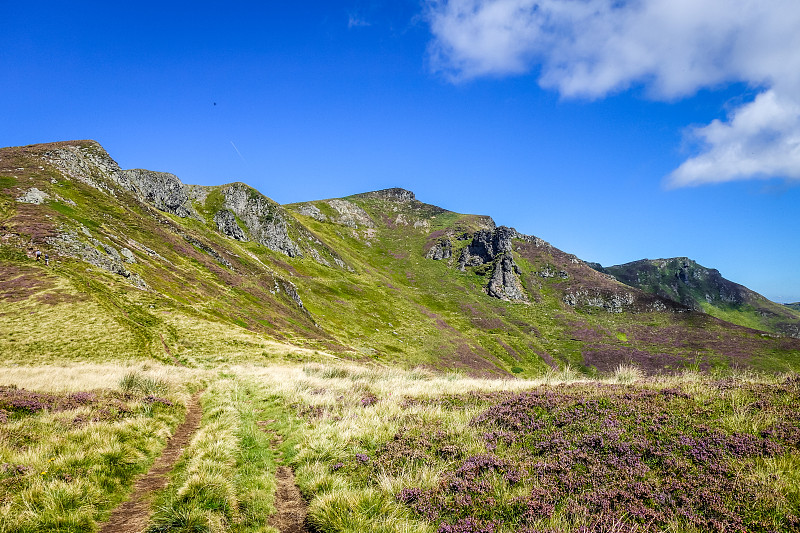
[119,371,170,396]
[611,363,645,383]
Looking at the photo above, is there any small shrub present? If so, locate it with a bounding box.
[612,363,644,383]
[119,371,170,396]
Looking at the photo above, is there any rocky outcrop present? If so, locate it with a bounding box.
[296,203,327,221]
[216,183,302,257]
[42,142,121,193]
[563,290,635,313]
[539,265,569,279]
[279,280,304,309]
[454,226,527,302]
[355,188,416,202]
[213,209,247,241]
[48,229,148,290]
[113,169,196,218]
[487,254,527,301]
[326,199,374,228]
[458,226,517,270]
[426,238,452,260]
[16,188,50,205]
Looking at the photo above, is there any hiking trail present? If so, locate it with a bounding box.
[98,391,203,533]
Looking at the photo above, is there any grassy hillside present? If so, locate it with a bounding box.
[1,140,799,375]
[596,258,800,339]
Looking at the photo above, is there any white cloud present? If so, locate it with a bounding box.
[668,90,800,187]
[425,0,800,186]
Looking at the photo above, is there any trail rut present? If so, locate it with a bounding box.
[98,391,203,533]
[260,419,310,533]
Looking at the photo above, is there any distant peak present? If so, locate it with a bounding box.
[354,188,416,202]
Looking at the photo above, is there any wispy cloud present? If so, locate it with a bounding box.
[348,13,372,28]
[424,0,800,187]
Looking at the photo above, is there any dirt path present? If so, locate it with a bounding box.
[270,466,310,533]
[98,391,203,533]
[259,420,311,533]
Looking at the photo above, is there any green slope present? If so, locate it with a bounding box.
[2,140,799,374]
[595,258,800,339]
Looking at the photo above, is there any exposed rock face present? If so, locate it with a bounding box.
[454,226,528,302]
[327,199,374,228]
[48,229,148,290]
[279,280,304,309]
[426,238,452,260]
[114,169,195,218]
[563,290,635,313]
[777,322,800,338]
[355,188,416,202]
[487,254,527,301]
[42,142,121,193]
[16,188,50,204]
[120,247,136,263]
[296,203,327,221]
[218,183,302,257]
[458,226,517,270]
[539,265,569,279]
[213,209,247,241]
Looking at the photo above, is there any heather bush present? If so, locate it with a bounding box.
[274,365,800,533]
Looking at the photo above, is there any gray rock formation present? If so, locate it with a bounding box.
[487,254,527,301]
[280,280,304,309]
[426,238,452,260]
[326,199,374,228]
[296,203,327,221]
[355,188,416,202]
[453,226,528,302]
[563,290,635,313]
[120,247,136,263]
[213,209,247,241]
[217,183,302,257]
[458,226,517,270]
[539,265,569,279]
[16,188,50,205]
[42,142,121,193]
[48,230,148,290]
[113,169,195,218]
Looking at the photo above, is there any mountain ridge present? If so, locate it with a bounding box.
[2,139,799,374]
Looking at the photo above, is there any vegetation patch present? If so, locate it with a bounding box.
[147,377,281,533]
[0,378,185,532]
[248,365,800,533]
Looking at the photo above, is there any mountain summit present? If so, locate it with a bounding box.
[592,258,800,338]
[2,140,799,374]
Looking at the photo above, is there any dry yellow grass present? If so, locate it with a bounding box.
[0,361,201,391]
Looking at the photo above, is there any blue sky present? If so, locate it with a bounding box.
[2,1,799,303]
